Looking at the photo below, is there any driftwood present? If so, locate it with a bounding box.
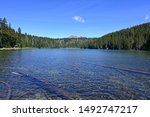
[83,61,150,76]
[99,64,150,76]
[0,80,11,99]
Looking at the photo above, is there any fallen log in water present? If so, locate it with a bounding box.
[12,72,80,100]
[0,80,11,100]
[100,65,150,76]
[82,61,150,76]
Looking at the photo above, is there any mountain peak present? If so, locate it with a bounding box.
[68,35,85,38]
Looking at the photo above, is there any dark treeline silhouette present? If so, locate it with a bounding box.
[0,18,18,48]
[83,23,150,50]
[0,18,150,50]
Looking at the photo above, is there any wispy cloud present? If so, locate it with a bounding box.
[72,16,85,23]
[144,15,149,20]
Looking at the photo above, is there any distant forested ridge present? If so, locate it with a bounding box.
[83,23,150,50]
[0,17,150,50]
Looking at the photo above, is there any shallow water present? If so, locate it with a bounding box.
[0,48,150,100]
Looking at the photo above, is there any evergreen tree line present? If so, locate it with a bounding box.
[0,18,19,48]
[0,18,150,50]
[0,18,89,48]
[82,23,150,50]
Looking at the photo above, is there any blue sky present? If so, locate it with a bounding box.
[0,0,150,38]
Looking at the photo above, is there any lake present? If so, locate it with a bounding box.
[0,48,150,100]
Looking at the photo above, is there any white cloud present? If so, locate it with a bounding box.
[145,15,149,20]
[72,16,85,23]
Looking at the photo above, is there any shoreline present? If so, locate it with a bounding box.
[0,47,32,51]
[0,47,149,52]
